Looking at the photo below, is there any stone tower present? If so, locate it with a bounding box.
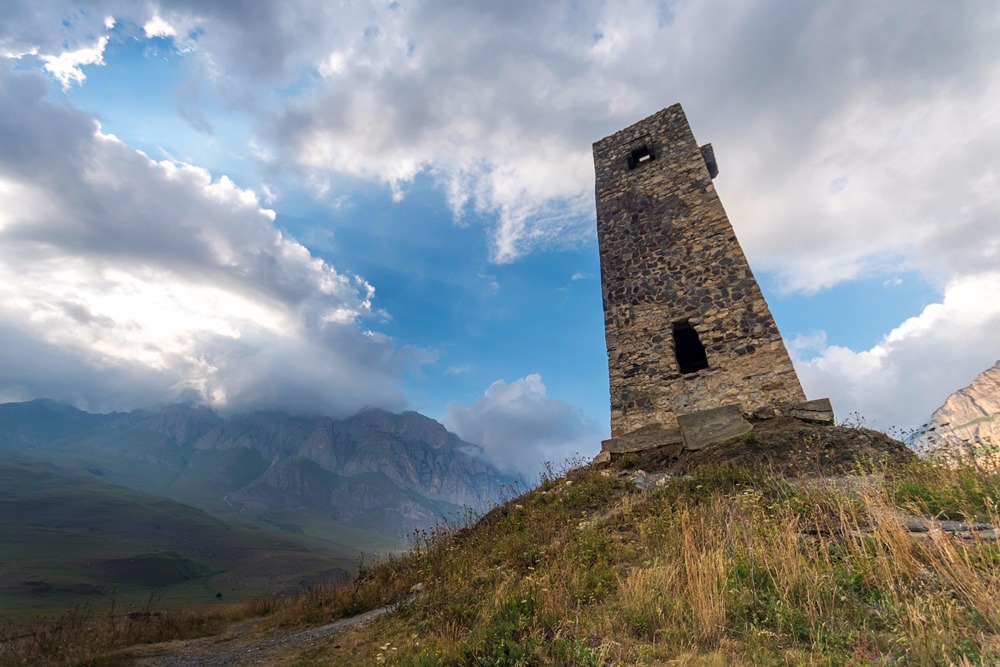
[594,104,805,438]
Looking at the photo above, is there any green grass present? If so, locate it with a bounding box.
[0,454,357,621]
[12,453,1000,666]
[258,457,1000,666]
[889,459,1000,520]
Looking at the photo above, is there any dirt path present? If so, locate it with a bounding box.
[127,602,403,666]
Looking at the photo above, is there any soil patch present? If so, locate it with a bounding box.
[626,417,914,477]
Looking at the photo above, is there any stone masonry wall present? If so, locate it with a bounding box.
[594,104,805,437]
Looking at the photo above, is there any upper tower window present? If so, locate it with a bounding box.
[627,144,655,170]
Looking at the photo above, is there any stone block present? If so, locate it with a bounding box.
[787,398,835,424]
[592,450,612,467]
[601,423,684,453]
[750,397,835,424]
[751,405,779,420]
[677,404,752,451]
[699,143,719,179]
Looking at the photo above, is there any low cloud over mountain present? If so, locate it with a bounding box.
[0,64,421,416]
[446,374,603,477]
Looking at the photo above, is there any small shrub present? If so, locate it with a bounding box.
[617,453,640,469]
[399,653,447,667]
[461,595,543,666]
[552,638,602,666]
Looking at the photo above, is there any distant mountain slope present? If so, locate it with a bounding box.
[914,360,1000,460]
[0,401,515,541]
[0,453,358,620]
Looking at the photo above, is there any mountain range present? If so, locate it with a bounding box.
[0,400,516,616]
[0,399,514,537]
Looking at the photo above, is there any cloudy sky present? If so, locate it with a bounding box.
[1,1,998,476]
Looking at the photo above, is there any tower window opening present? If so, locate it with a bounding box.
[627,144,655,169]
[673,321,709,374]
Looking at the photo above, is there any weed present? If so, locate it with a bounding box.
[460,595,544,665]
[617,453,640,469]
[399,653,447,667]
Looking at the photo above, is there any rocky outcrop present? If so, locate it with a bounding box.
[915,360,1000,460]
[123,405,508,509]
[0,401,515,538]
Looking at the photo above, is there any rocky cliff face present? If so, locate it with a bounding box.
[0,400,515,538]
[915,360,1000,460]
[134,406,506,508]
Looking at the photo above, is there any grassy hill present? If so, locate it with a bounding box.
[8,422,1000,665]
[0,454,366,621]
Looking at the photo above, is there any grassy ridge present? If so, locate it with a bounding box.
[253,458,1000,665]
[8,451,1000,665]
[0,455,357,620]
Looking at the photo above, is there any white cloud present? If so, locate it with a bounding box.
[0,65,414,415]
[4,1,999,285]
[2,4,119,88]
[143,15,176,39]
[722,64,1000,293]
[445,374,604,478]
[41,35,108,88]
[3,0,1000,433]
[795,272,1000,432]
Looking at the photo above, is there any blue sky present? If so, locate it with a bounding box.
[1,1,999,475]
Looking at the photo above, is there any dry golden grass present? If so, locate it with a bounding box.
[0,599,261,666]
[678,507,727,645]
[9,453,1000,666]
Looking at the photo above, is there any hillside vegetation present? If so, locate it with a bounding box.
[7,424,1000,665]
[0,454,355,620]
[0,400,510,617]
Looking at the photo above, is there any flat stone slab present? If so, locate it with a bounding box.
[788,398,835,424]
[602,423,683,453]
[752,397,835,424]
[677,404,752,451]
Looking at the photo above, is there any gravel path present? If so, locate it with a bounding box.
[130,602,403,666]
